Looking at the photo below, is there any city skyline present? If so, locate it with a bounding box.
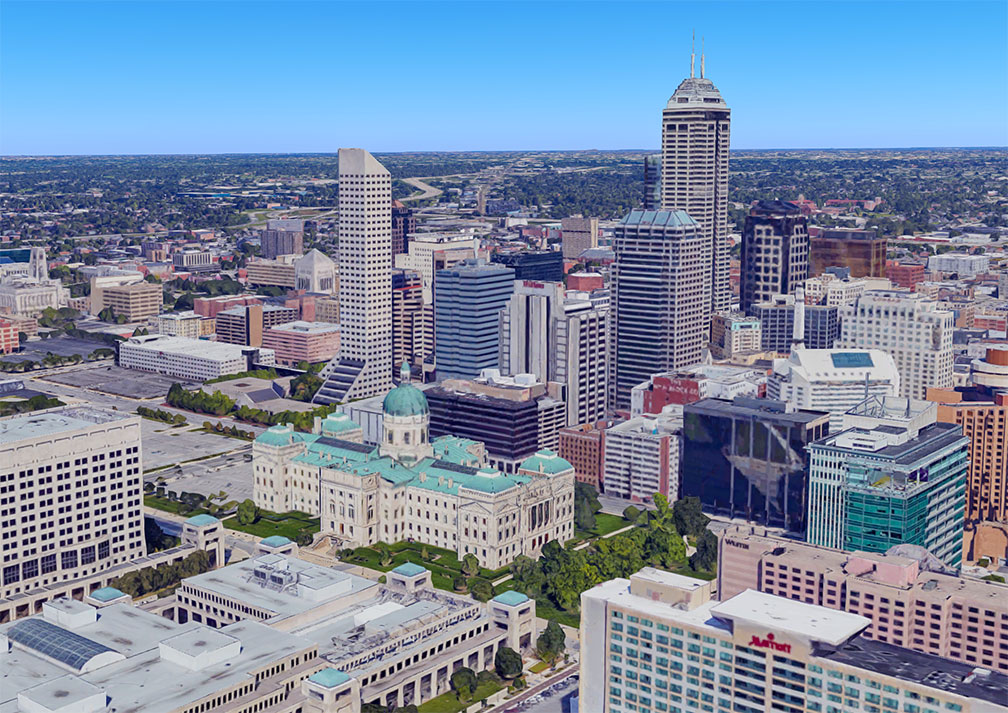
[1,0,1005,155]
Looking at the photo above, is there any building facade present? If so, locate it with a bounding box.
[810,228,888,278]
[315,148,394,404]
[157,310,203,339]
[681,397,829,532]
[840,291,954,399]
[94,281,162,321]
[263,320,341,365]
[433,260,514,380]
[718,524,1008,675]
[580,567,1008,713]
[710,313,762,358]
[295,249,337,294]
[559,421,607,491]
[561,215,599,260]
[391,199,416,256]
[602,410,681,502]
[118,333,274,380]
[245,257,297,288]
[661,61,731,315]
[391,268,428,373]
[491,250,564,282]
[740,200,808,313]
[260,218,305,258]
[0,407,145,602]
[609,210,708,411]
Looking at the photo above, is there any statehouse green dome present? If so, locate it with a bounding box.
[382,362,428,417]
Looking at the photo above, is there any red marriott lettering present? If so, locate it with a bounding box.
[749,633,791,654]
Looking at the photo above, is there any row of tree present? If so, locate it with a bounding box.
[137,406,186,425]
[110,550,211,598]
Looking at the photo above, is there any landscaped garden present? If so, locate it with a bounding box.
[222,504,319,545]
[340,541,510,595]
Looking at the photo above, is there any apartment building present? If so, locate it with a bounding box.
[0,407,145,602]
[718,525,1008,675]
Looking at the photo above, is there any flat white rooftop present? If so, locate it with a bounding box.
[123,334,259,361]
[711,589,871,646]
[0,407,132,446]
[268,320,340,335]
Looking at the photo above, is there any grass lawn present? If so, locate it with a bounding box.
[223,510,319,541]
[144,495,210,517]
[575,512,628,540]
[534,600,580,629]
[341,541,509,592]
[417,680,504,713]
[529,660,550,674]
[672,565,715,581]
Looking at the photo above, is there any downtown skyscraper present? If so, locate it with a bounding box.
[661,47,731,315]
[314,148,393,403]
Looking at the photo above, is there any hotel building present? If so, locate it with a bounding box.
[718,525,1008,675]
[0,408,145,603]
[580,567,1008,713]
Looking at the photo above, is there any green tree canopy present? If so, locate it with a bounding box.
[494,646,523,679]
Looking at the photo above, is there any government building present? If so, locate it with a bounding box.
[253,363,575,569]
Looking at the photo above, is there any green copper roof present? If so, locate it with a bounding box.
[493,590,530,606]
[519,449,574,475]
[308,668,350,688]
[320,413,360,434]
[256,425,300,447]
[90,587,126,602]
[260,535,292,547]
[392,562,427,577]
[185,514,220,527]
[382,382,428,417]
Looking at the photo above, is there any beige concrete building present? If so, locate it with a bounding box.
[255,374,575,569]
[718,524,1008,674]
[157,310,203,338]
[263,320,340,365]
[118,333,275,381]
[93,281,162,321]
[246,257,297,288]
[315,149,394,404]
[840,290,954,399]
[394,232,482,302]
[315,294,340,324]
[0,408,145,606]
[560,215,599,260]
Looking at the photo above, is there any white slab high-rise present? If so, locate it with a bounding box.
[314,149,394,403]
[661,42,731,316]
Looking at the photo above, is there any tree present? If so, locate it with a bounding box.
[236,499,259,525]
[452,573,467,592]
[574,496,596,531]
[536,620,566,664]
[17,331,27,345]
[673,496,709,538]
[690,529,718,572]
[495,646,523,679]
[376,542,393,566]
[622,505,641,523]
[461,552,480,577]
[450,667,477,701]
[469,577,493,602]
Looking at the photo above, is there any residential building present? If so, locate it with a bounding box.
[840,290,954,399]
[681,397,830,532]
[395,232,482,301]
[561,215,599,260]
[391,199,416,256]
[263,320,340,365]
[631,365,766,417]
[642,153,661,210]
[768,347,901,425]
[807,395,967,567]
[295,248,337,294]
[927,252,990,277]
[580,568,1008,713]
[91,280,162,321]
[810,227,888,278]
[254,375,574,568]
[609,210,708,411]
[315,149,394,404]
[0,407,145,603]
[499,280,608,426]
[491,250,564,282]
[157,310,203,339]
[172,249,215,272]
[246,257,297,288]
[740,200,808,313]
[433,259,514,380]
[661,56,731,315]
[602,409,681,502]
[391,268,427,372]
[216,303,297,347]
[718,525,1008,674]
[118,333,274,380]
[426,371,566,473]
[710,312,762,358]
[559,421,607,491]
[260,218,304,258]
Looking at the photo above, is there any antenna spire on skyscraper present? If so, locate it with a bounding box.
[690,31,695,78]
[701,36,706,79]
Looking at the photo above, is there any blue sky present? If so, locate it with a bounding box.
[1,1,1005,154]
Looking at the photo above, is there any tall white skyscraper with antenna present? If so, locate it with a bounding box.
[661,36,731,317]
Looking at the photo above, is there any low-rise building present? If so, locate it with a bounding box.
[630,365,766,417]
[118,333,274,380]
[0,318,16,354]
[94,281,162,321]
[718,524,1008,674]
[157,310,203,338]
[927,252,990,277]
[263,320,340,365]
[172,249,216,272]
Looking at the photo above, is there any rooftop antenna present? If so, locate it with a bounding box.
[690,31,695,78]
[701,36,706,79]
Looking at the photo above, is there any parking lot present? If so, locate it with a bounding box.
[1,336,104,363]
[47,364,200,399]
[502,675,578,713]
